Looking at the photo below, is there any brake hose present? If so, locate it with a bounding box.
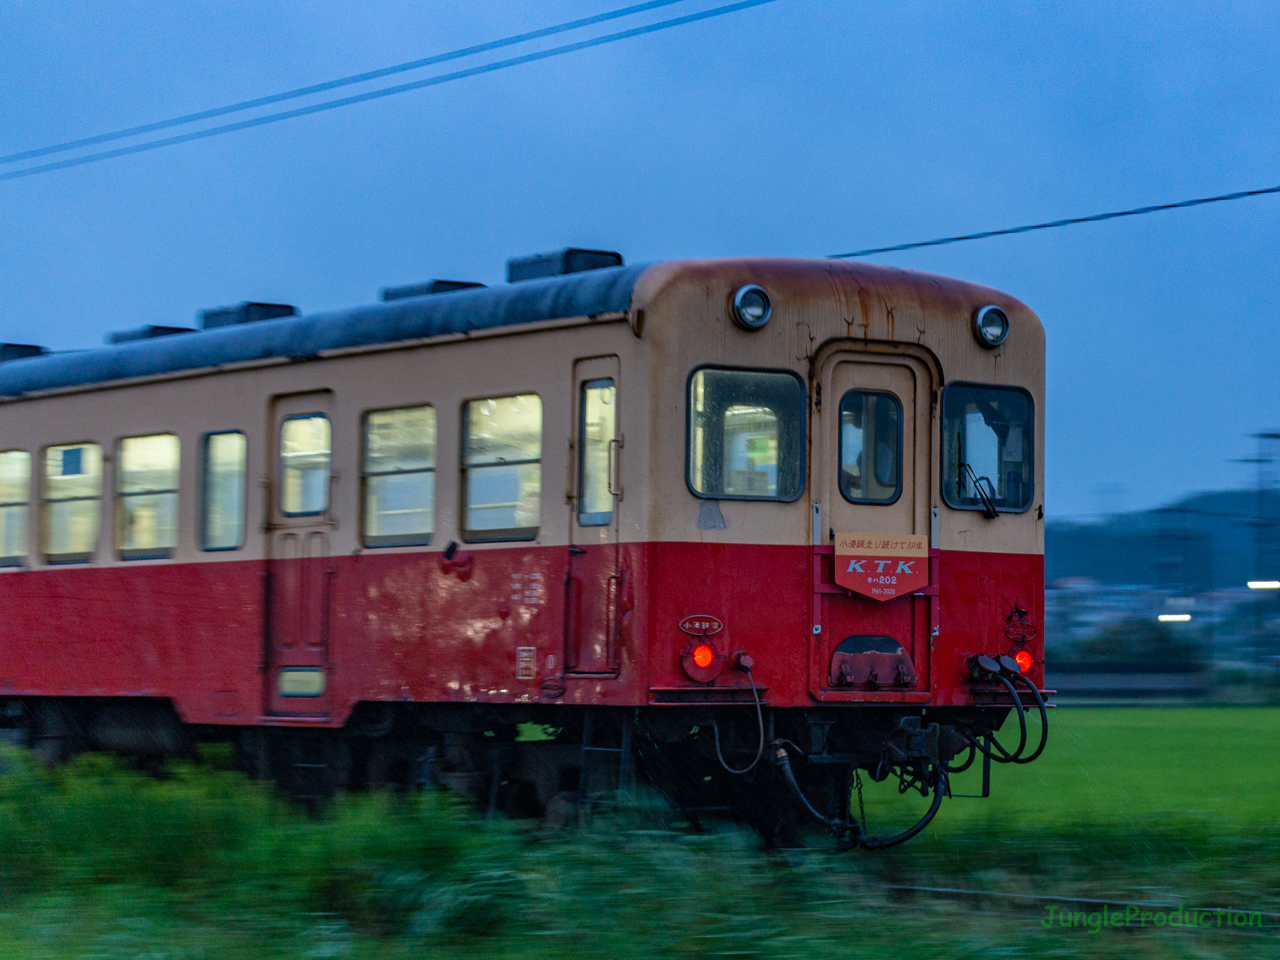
[1008,672,1049,764]
[942,740,976,774]
[711,665,765,775]
[772,741,948,851]
[967,671,1028,763]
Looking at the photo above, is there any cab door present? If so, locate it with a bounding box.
[810,351,934,700]
[564,357,621,675]
[265,391,336,716]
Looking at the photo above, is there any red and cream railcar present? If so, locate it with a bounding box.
[0,252,1046,837]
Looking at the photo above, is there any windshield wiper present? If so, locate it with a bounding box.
[961,463,999,519]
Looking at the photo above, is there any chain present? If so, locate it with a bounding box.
[854,768,866,838]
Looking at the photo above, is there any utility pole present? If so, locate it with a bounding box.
[1233,432,1280,664]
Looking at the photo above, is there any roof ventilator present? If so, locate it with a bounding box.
[0,344,48,363]
[507,248,623,283]
[380,280,486,301]
[199,302,298,330]
[107,325,196,344]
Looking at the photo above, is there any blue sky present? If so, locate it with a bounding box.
[2,1,1278,518]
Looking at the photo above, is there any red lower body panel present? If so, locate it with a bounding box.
[0,544,1042,725]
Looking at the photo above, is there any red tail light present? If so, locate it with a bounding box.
[1014,650,1033,673]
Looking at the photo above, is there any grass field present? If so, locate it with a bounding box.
[0,707,1276,959]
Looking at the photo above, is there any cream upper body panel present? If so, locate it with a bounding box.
[631,258,1045,555]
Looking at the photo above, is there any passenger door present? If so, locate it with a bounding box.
[564,357,621,675]
[810,351,935,701]
[265,391,336,716]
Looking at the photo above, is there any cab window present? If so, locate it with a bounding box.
[839,390,901,503]
[687,367,805,501]
[941,383,1033,513]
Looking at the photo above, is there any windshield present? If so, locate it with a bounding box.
[941,383,1033,513]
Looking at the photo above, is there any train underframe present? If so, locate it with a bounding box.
[0,695,1043,846]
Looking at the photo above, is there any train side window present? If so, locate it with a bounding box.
[462,394,542,541]
[362,405,436,547]
[117,434,180,560]
[0,451,31,566]
[42,442,103,563]
[280,415,331,516]
[202,431,247,550]
[839,390,902,504]
[687,367,805,501]
[941,383,1033,513]
[578,379,616,526]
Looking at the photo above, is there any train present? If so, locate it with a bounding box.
[0,248,1048,846]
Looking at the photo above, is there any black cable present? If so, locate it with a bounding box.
[773,741,949,851]
[857,769,947,851]
[1009,673,1049,765]
[711,667,765,774]
[941,740,976,775]
[829,184,1280,259]
[0,0,780,184]
[966,672,1027,763]
[0,0,693,168]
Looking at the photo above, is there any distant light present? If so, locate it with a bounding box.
[1158,614,1192,622]
[1247,580,1280,590]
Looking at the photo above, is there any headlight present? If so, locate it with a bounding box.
[731,285,772,330]
[973,305,1010,348]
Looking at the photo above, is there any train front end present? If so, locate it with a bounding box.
[633,258,1048,844]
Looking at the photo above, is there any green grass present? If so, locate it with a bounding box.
[0,708,1276,958]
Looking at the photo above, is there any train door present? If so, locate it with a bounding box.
[564,357,621,675]
[265,391,336,716]
[811,352,934,701]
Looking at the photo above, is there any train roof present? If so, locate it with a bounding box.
[0,263,649,398]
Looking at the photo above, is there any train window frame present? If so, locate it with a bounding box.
[361,404,437,548]
[41,441,104,564]
[201,431,248,552]
[577,378,617,527]
[0,450,31,567]
[940,381,1035,515]
[115,433,181,561]
[685,365,807,503]
[460,393,543,543]
[838,389,903,505]
[279,413,332,517]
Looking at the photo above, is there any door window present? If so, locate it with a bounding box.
[363,405,436,546]
[578,379,616,526]
[687,367,805,501]
[42,442,103,562]
[942,383,1033,513]
[462,394,542,541]
[117,434,180,559]
[839,390,902,503]
[280,415,331,516]
[0,451,30,565]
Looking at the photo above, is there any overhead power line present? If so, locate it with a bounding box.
[0,0,777,183]
[829,184,1280,259]
[0,0,691,167]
